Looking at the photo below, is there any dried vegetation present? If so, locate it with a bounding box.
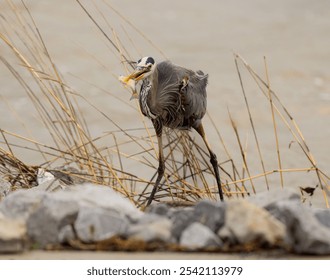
[0,0,329,208]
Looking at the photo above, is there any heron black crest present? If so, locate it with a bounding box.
[146,57,155,65]
[137,56,155,67]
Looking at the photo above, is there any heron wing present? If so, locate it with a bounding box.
[154,61,207,129]
[181,68,208,123]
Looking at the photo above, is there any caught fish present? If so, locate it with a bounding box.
[118,75,138,99]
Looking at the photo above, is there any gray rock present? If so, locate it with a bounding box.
[270,201,330,254]
[0,183,142,247]
[27,195,79,247]
[193,200,225,232]
[63,184,143,221]
[62,184,141,243]
[74,207,129,242]
[145,203,170,216]
[0,189,46,220]
[248,188,300,209]
[0,178,11,198]
[35,178,65,192]
[219,200,286,246]
[171,201,225,241]
[171,208,194,240]
[313,208,330,228]
[58,224,75,244]
[36,168,55,185]
[0,214,27,253]
[126,214,172,242]
[180,222,222,249]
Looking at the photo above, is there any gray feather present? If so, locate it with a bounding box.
[143,60,208,130]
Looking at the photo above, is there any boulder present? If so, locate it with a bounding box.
[0,184,142,246]
[27,194,79,247]
[313,208,330,228]
[180,222,222,249]
[248,188,300,209]
[73,206,128,242]
[126,213,172,243]
[145,203,170,216]
[62,184,143,221]
[270,201,330,254]
[0,178,11,198]
[170,201,225,241]
[219,200,286,247]
[193,200,225,232]
[0,214,27,253]
[170,208,194,240]
[0,189,46,220]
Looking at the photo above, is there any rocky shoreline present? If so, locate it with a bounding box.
[1,182,330,255]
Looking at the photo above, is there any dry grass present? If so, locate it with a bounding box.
[0,0,329,208]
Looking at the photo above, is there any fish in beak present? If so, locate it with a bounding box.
[119,66,151,99]
[119,75,138,99]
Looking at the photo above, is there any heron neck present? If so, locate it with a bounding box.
[148,67,158,87]
[147,67,158,103]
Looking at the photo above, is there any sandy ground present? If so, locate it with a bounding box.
[0,250,329,260]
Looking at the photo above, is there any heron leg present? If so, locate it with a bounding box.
[194,122,224,201]
[146,121,165,206]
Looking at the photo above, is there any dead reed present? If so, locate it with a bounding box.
[0,0,329,208]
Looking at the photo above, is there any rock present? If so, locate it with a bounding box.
[219,200,286,247]
[180,222,222,249]
[0,214,27,253]
[0,189,46,220]
[248,188,300,209]
[63,184,143,221]
[145,203,170,216]
[217,226,236,244]
[193,200,225,232]
[36,168,55,185]
[171,201,225,242]
[55,184,141,243]
[74,207,129,242]
[313,208,330,228]
[50,167,88,185]
[170,208,194,241]
[27,194,79,247]
[0,183,142,247]
[270,201,330,254]
[35,178,65,192]
[126,214,172,242]
[0,177,11,198]
[58,224,75,244]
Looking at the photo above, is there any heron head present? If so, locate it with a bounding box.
[127,57,156,81]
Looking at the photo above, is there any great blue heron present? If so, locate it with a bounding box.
[120,57,224,206]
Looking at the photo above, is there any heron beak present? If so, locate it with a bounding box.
[126,67,150,81]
